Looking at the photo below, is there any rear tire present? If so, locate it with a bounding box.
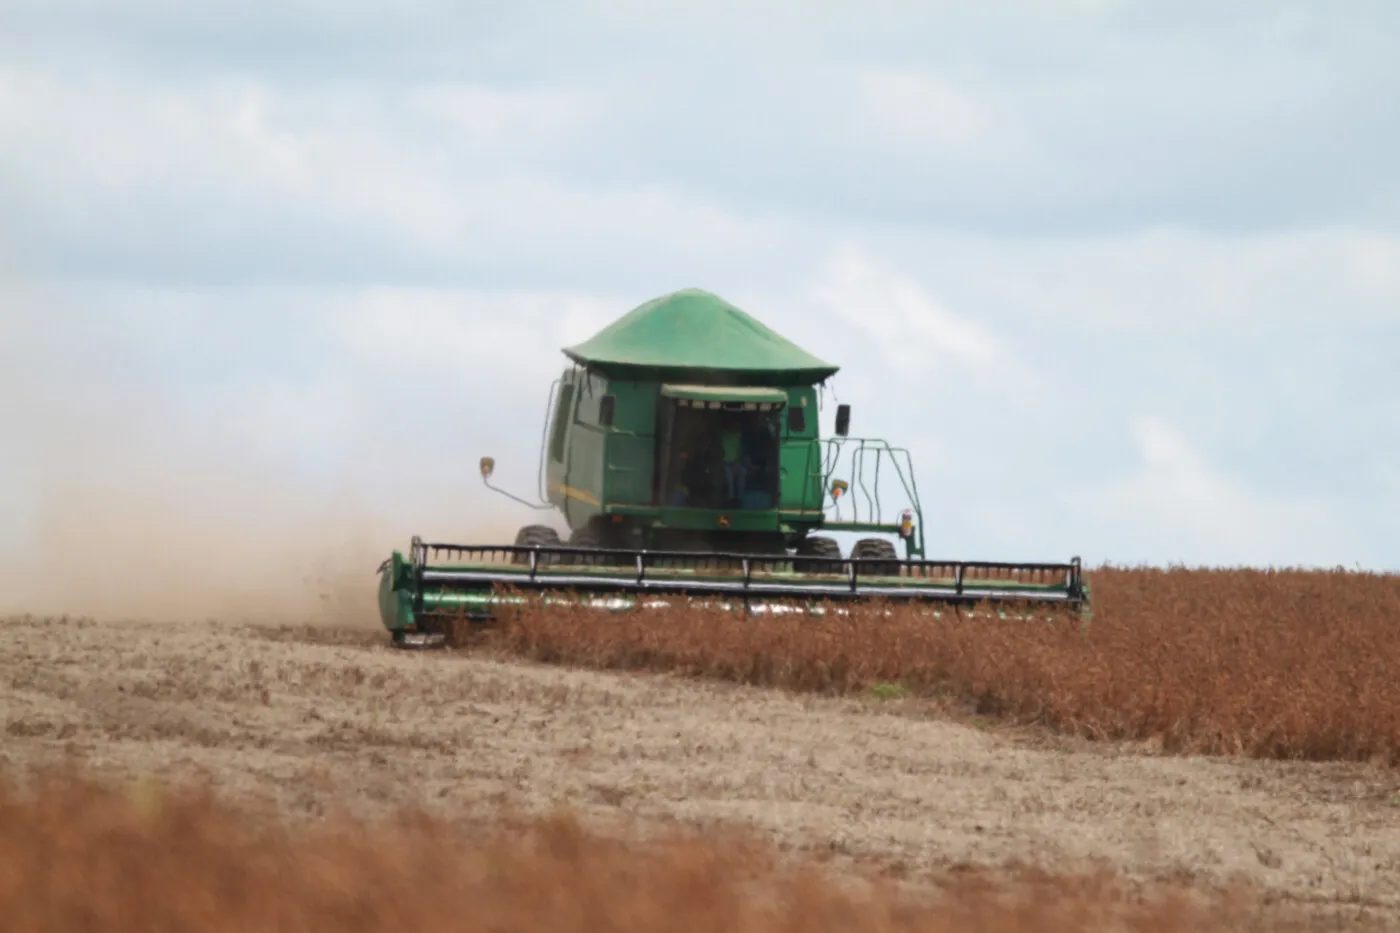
[512,525,561,565]
[795,536,843,574]
[852,538,901,577]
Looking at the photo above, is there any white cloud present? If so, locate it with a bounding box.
[887,226,1400,337]
[408,83,600,144]
[812,246,1007,373]
[0,68,466,248]
[336,288,618,380]
[859,69,988,149]
[1098,416,1353,566]
[0,63,810,284]
[1342,232,1400,307]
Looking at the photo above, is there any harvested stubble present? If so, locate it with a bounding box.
[0,774,1259,933]
[492,567,1400,764]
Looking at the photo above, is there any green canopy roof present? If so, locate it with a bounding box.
[563,289,839,383]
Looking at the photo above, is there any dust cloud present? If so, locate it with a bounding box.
[9,478,392,627]
[0,290,530,626]
[7,475,526,626]
[2,406,394,626]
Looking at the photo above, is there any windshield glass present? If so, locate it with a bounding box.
[662,404,780,510]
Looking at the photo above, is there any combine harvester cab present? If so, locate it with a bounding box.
[379,289,1087,646]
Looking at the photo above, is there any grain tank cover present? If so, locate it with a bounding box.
[564,288,839,384]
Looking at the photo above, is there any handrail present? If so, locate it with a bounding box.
[819,437,927,556]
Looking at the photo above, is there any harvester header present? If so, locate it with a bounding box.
[379,288,1086,645]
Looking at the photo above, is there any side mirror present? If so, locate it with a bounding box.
[835,404,852,437]
[599,395,616,427]
[479,456,495,480]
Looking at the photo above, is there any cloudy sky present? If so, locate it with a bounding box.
[2,1,1396,616]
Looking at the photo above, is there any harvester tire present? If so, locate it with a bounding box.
[512,525,562,565]
[852,538,901,577]
[795,536,843,574]
[566,524,609,566]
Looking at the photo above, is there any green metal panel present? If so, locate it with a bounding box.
[777,386,825,519]
[601,377,657,508]
[564,289,839,384]
[377,552,415,631]
[654,506,781,533]
[613,378,659,427]
[606,434,654,505]
[781,440,825,522]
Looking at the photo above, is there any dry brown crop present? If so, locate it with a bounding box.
[486,567,1400,764]
[0,773,1282,933]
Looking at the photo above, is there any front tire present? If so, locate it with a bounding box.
[512,525,562,564]
[852,538,901,577]
[795,536,843,574]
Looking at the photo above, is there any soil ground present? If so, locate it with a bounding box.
[3,614,1398,922]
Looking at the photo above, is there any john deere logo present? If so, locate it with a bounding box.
[717,515,732,528]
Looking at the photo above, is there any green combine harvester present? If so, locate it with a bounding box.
[379,289,1086,645]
